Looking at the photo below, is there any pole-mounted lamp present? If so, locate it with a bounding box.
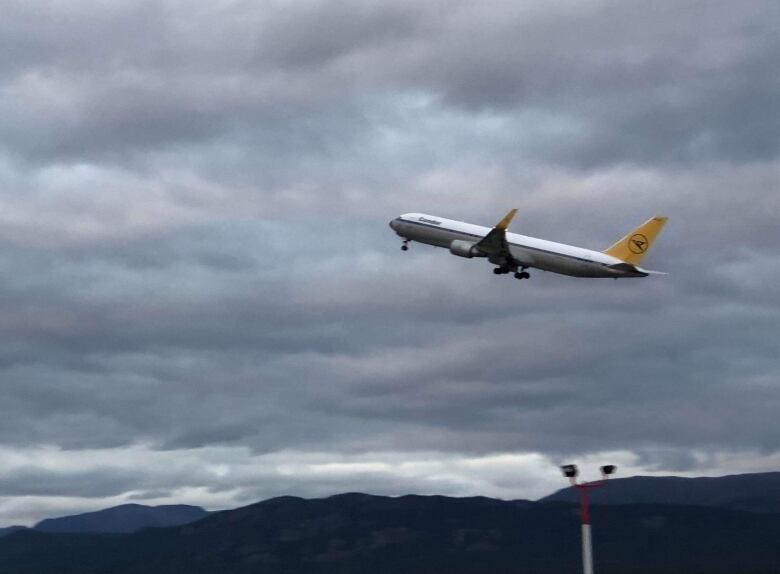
[560,464,617,574]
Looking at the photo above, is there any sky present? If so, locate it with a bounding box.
[0,0,778,526]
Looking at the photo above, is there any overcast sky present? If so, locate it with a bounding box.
[0,0,778,525]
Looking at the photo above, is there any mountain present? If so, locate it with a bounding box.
[33,504,209,534]
[0,527,26,539]
[540,472,780,512]
[1,493,780,574]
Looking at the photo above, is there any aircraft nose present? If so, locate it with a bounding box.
[389,218,399,231]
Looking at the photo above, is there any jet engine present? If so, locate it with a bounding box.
[449,240,486,258]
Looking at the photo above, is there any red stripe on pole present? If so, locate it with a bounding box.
[577,484,591,525]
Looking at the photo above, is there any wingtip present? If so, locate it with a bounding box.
[496,208,518,231]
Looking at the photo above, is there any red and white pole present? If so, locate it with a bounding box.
[577,484,594,574]
[561,464,615,574]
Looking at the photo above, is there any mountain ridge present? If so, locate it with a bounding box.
[0,503,208,537]
[540,471,780,512]
[2,492,780,573]
[2,472,780,572]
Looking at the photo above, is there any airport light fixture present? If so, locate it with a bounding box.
[561,464,578,480]
[600,465,616,478]
[560,464,617,574]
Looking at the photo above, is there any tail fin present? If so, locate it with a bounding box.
[603,216,668,265]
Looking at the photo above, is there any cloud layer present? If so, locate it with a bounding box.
[0,0,778,524]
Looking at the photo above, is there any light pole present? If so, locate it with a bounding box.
[560,464,616,574]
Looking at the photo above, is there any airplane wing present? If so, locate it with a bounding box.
[474,209,517,260]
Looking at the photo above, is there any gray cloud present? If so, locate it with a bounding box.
[0,0,778,525]
[0,466,142,498]
[0,0,775,168]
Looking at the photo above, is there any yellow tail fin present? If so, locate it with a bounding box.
[603,216,668,265]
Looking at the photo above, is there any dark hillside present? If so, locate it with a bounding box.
[541,472,780,513]
[34,504,208,534]
[1,493,780,573]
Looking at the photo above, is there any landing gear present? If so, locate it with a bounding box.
[401,240,410,251]
[494,265,529,279]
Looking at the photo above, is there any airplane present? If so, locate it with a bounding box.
[388,210,667,280]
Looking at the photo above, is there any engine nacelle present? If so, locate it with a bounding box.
[449,240,486,258]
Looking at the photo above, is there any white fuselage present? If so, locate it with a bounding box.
[390,213,646,278]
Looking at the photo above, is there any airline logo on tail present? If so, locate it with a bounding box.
[629,234,648,254]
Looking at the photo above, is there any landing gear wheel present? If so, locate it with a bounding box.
[401,244,408,251]
[494,266,515,276]
[513,271,530,280]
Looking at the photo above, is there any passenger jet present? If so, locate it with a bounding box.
[389,210,667,280]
